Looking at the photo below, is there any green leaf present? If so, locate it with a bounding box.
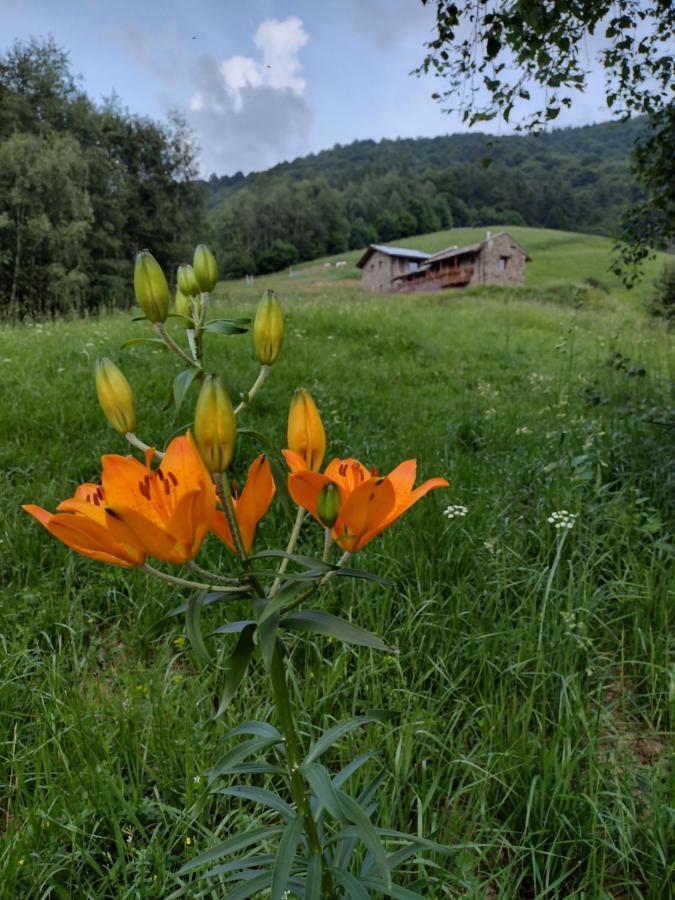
[361,877,425,898]
[375,829,451,854]
[214,786,294,821]
[169,594,251,617]
[203,318,249,335]
[331,565,394,586]
[336,788,390,886]
[270,815,304,900]
[222,721,282,742]
[228,762,285,776]
[185,592,210,664]
[215,625,256,717]
[120,337,166,348]
[258,618,280,673]
[301,763,347,825]
[177,826,284,873]
[208,735,283,783]
[217,872,273,898]
[250,549,332,571]
[282,610,393,652]
[212,619,256,635]
[304,711,397,765]
[332,751,379,789]
[304,854,323,899]
[173,366,199,410]
[199,854,274,879]
[327,867,371,900]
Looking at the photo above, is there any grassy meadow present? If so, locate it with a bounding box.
[1,229,674,898]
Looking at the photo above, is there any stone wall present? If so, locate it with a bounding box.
[361,251,394,292]
[472,232,527,286]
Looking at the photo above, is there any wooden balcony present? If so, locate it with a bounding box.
[394,264,474,293]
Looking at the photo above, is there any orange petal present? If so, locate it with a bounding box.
[288,470,332,520]
[335,477,396,552]
[211,509,235,554]
[109,504,188,564]
[385,459,417,497]
[24,504,143,567]
[101,453,165,528]
[281,448,309,474]
[364,475,449,545]
[324,457,371,496]
[236,455,275,553]
[168,489,213,561]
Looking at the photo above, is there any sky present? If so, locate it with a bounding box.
[2,0,613,176]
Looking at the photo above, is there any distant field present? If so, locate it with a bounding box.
[284,225,670,306]
[1,260,673,896]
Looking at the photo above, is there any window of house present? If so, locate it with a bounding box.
[499,256,509,271]
[408,261,418,272]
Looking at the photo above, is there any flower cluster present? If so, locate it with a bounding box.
[547,510,577,530]
[443,504,468,520]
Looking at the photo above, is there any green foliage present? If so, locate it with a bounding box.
[0,38,205,317]
[207,120,645,275]
[649,262,675,322]
[1,265,673,895]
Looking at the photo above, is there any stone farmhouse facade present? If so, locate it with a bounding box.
[357,232,530,293]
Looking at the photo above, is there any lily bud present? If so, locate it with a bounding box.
[194,374,236,472]
[95,357,136,435]
[177,264,201,298]
[287,388,326,472]
[193,244,218,293]
[317,482,341,528]
[252,291,284,366]
[174,286,192,320]
[134,251,169,323]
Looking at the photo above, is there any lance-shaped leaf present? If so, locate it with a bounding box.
[304,854,323,900]
[301,762,347,825]
[203,319,250,334]
[222,721,282,742]
[282,609,393,652]
[304,710,397,765]
[270,815,304,900]
[212,619,256,635]
[258,614,281,673]
[332,750,379,789]
[173,366,199,410]
[121,336,167,347]
[197,854,274,880]
[208,735,283,783]
[169,591,252,617]
[186,592,210,664]
[216,872,273,898]
[214,785,294,821]
[327,867,371,900]
[177,826,284,874]
[360,877,426,898]
[336,787,390,887]
[215,624,256,717]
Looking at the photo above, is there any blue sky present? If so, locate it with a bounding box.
[2,0,612,176]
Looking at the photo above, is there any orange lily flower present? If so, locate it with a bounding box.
[24,433,217,567]
[211,454,275,554]
[283,450,448,552]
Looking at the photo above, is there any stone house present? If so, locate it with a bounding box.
[355,244,431,293]
[357,232,530,293]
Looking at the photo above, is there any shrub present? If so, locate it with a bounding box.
[649,262,675,322]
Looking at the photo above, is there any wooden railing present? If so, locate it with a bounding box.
[394,265,474,293]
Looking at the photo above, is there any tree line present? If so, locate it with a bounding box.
[0,38,205,318]
[206,119,645,277]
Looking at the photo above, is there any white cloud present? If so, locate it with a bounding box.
[186,17,312,175]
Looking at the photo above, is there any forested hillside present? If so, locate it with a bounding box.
[207,120,645,277]
[0,39,205,317]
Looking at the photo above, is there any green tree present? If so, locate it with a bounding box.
[418,0,675,280]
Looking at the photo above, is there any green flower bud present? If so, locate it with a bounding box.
[174,286,192,321]
[252,291,284,366]
[194,374,236,472]
[317,482,341,528]
[95,357,136,435]
[134,250,169,323]
[177,264,201,298]
[193,244,218,293]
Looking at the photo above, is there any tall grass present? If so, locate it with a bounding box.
[1,281,673,897]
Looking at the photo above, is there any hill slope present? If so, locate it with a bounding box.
[205,120,646,279]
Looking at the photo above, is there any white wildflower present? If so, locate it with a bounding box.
[193,775,202,784]
[444,504,468,520]
[515,426,531,435]
[547,510,577,530]
[484,407,496,419]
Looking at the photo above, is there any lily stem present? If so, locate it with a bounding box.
[234,365,270,416]
[154,322,201,369]
[125,432,165,460]
[141,563,245,594]
[269,507,306,596]
[213,471,267,600]
[269,646,336,896]
[186,560,238,585]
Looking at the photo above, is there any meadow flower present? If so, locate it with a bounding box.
[443,504,468,519]
[211,454,275,554]
[547,510,577,529]
[515,426,531,435]
[24,434,217,566]
[284,451,448,552]
[287,388,326,471]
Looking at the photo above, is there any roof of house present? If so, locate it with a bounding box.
[356,244,431,268]
[427,232,531,264]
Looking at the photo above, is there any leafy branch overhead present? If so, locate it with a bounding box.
[418,0,675,278]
